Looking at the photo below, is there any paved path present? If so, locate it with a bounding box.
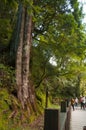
[70,106,86,130]
[29,106,86,130]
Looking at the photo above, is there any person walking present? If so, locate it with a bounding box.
[71,98,75,111]
[75,97,78,107]
[82,96,85,109]
[80,96,83,109]
[80,96,85,109]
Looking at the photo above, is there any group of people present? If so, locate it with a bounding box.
[71,96,86,110]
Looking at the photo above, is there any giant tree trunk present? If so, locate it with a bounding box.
[16,4,36,114]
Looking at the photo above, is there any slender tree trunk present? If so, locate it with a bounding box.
[16,4,36,113]
[16,6,25,108]
[22,9,32,104]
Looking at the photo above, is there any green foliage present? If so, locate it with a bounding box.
[0,19,12,45]
[36,86,46,112]
[0,64,15,93]
[0,88,28,130]
[0,0,86,128]
[0,0,18,54]
[0,88,11,130]
[0,88,11,110]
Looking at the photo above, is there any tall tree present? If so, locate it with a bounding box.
[15,2,37,113]
[10,0,84,113]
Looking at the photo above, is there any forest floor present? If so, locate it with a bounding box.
[29,114,44,130]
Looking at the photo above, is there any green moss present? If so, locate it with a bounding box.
[0,88,11,110]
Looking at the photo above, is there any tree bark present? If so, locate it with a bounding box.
[16,4,36,113]
[16,6,25,107]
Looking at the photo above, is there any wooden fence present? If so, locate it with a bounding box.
[44,100,71,130]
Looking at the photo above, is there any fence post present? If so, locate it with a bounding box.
[83,126,86,130]
[66,99,69,107]
[61,101,67,112]
[44,109,59,130]
[65,105,71,130]
[45,87,48,108]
